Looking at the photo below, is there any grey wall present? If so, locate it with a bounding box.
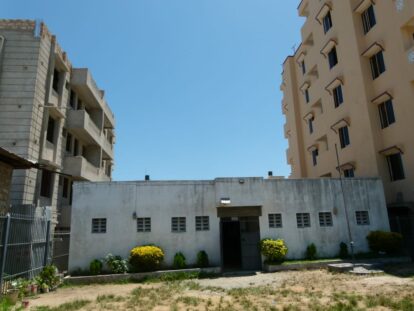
[69,178,390,271]
[0,161,12,213]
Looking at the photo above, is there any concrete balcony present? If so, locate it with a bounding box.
[102,137,114,160]
[67,109,102,146]
[47,90,65,119]
[63,156,110,182]
[396,0,414,28]
[71,68,115,129]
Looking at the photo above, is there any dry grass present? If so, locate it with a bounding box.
[29,264,414,311]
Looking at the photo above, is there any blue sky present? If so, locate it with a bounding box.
[4,1,303,181]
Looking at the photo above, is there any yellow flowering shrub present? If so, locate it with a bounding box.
[260,238,288,264]
[129,245,164,272]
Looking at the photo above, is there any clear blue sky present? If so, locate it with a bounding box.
[4,1,303,181]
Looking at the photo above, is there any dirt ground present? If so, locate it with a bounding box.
[25,264,414,310]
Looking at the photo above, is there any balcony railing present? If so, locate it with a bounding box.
[63,156,110,182]
[67,109,101,145]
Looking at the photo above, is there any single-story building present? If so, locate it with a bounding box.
[69,177,390,271]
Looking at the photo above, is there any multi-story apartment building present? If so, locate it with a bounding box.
[281,1,414,213]
[0,20,115,234]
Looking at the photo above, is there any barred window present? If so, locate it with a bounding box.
[137,217,151,232]
[92,218,106,233]
[319,212,333,227]
[355,211,370,225]
[195,216,209,231]
[268,213,282,228]
[172,217,186,233]
[296,213,311,228]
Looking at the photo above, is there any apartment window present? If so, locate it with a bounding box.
[172,217,186,233]
[312,149,319,166]
[343,168,355,178]
[46,117,55,144]
[378,100,396,129]
[74,139,79,156]
[370,51,386,79]
[297,213,311,228]
[308,117,314,134]
[137,217,151,232]
[52,69,60,93]
[62,177,69,198]
[333,85,344,108]
[268,213,282,228]
[301,60,306,75]
[386,153,405,181]
[195,216,209,231]
[319,212,333,227]
[66,133,72,152]
[355,211,370,225]
[362,5,376,34]
[69,90,76,109]
[323,11,333,33]
[328,47,338,69]
[338,126,350,149]
[305,89,310,103]
[40,170,53,198]
[92,218,107,233]
[69,181,74,205]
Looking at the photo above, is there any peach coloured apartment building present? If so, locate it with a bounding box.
[281,0,414,212]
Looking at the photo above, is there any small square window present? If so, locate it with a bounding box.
[195,216,209,231]
[137,217,151,232]
[355,211,369,225]
[339,126,350,149]
[370,51,386,79]
[172,217,186,233]
[333,85,344,108]
[343,168,355,178]
[323,11,333,33]
[297,213,311,228]
[319,212,333,227]
[92,218,107,233]
[328,47,338,69]
[268,213,282,228]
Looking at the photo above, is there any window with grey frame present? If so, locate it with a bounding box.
[268,213,282,228]
[172,217,186,233]
[92,218,107,233]
[362,5,376,34]
[355,211,369,225]
[370,51,386,79]
[137,217,151,232]
[319,212,333,227]
[195,216,209,231]
[296,213,311,228]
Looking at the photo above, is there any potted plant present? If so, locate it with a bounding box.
[41,283,49,293]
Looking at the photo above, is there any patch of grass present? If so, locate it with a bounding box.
[281,258,341,266]
[175,296,202,306]
[96,294,124,303]
[34,300,91,311]
[227,286,275,298]
[365,294,414,310]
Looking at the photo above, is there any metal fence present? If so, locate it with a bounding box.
[0,210,51,294]
[52,231,70,272]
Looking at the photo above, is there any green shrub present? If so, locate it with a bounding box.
[89,259,103,275]
[129,245,164,272]
[196,250,209,268]
[260,238,288,264]
[173,252,186,269]
[339,242,349,259]
[38,265,60,288]
[105,254,129,274]
[305,243,317,260]
[366,231,403,254]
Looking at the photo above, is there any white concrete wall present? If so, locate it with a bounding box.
[69,178,390,271]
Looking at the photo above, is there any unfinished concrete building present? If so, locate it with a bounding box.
[0,20,116,267]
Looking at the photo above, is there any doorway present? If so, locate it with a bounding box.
[220,217,261,271]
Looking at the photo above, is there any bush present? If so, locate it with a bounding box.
[89,259,103,275]
[305,243,317,260]
[173,252,186,269]
[105,254,129,274]
[260,239,288,264]
[196,250,209,268]
[339,242,349,259]
[129,245,164,272]
[38,265,60,288]
[366,231,403,254]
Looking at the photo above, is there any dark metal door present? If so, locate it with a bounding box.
[239,217,261,270]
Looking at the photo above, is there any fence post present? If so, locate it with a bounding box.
[43,220,51,267]
[0,213,11,295]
